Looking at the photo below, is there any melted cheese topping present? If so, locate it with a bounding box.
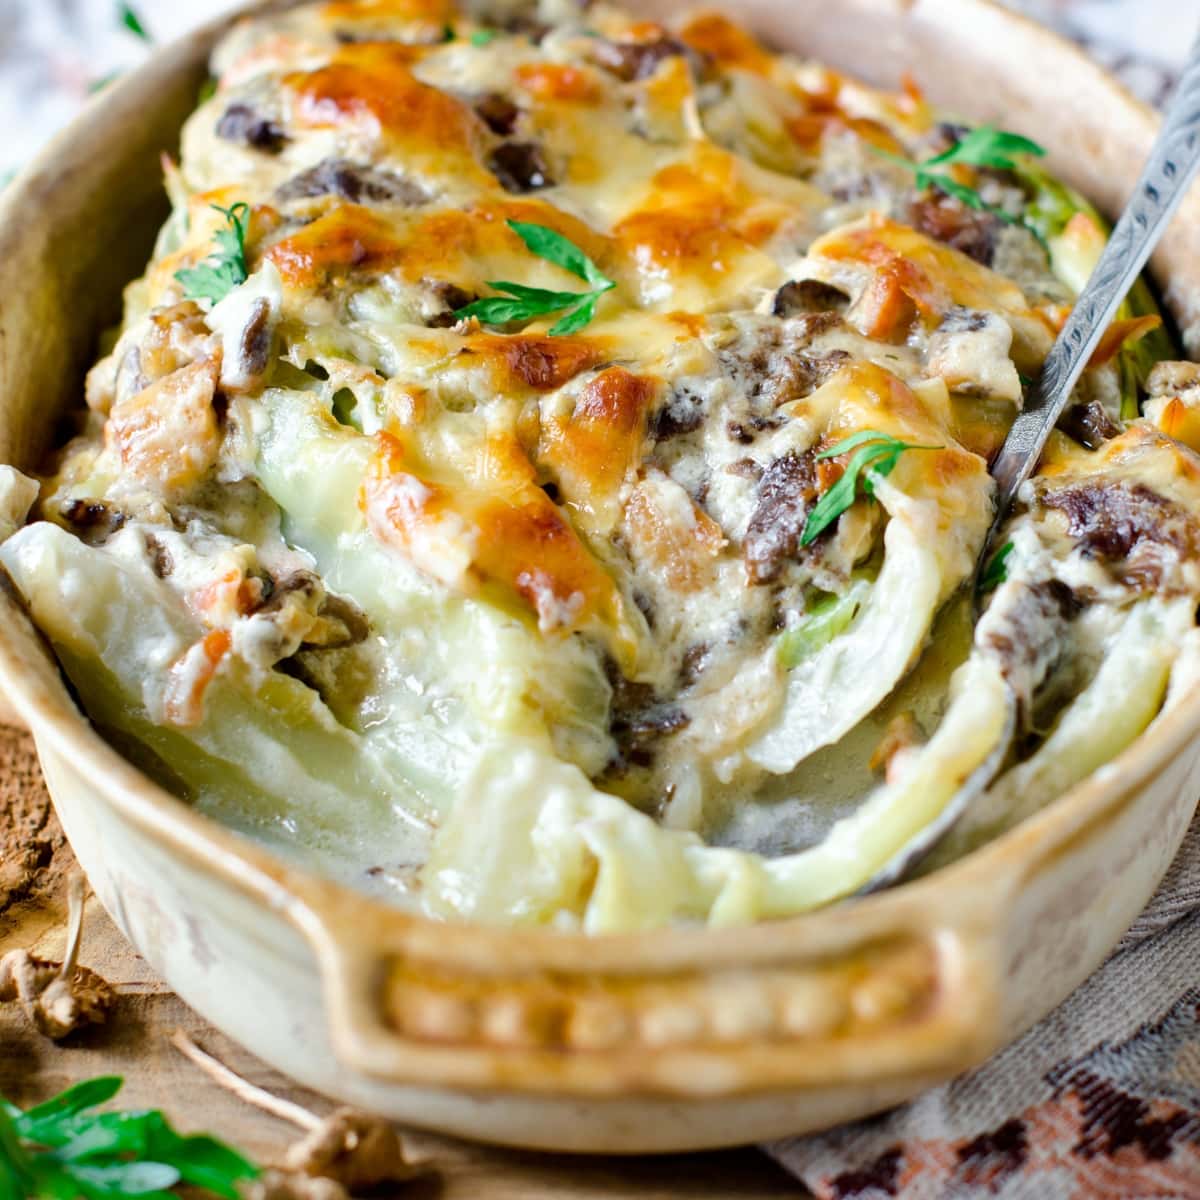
[4,0,1195,933]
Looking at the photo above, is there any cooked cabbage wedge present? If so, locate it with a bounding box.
[1,0,1197,931]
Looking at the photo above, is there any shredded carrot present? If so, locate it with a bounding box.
[164,630,232,728]
[1088,314,1163,368]
[1157,397,1200,455]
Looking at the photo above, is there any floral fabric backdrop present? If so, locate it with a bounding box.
[0,0,1191,179]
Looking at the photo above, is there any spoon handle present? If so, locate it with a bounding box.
[989,32,1200,511]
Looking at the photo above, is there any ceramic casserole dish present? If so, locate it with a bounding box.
[2,0,1200,1154]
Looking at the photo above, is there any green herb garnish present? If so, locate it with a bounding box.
[453,220,617,336]
[878,124,1046,225]
[119,2,151,42]
[0,1076,258,1200]
[469,29,498,46]
[801,430,941,546]
[979,540,1014,593]
[175,203,251,306]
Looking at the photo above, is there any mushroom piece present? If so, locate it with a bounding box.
[216,102,289,154]
[206,263,284,396]
[172,1032,427,1196]
[488,141,555,192]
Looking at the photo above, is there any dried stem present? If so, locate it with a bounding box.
[171,1030,322,1131]
[58,874,86,982]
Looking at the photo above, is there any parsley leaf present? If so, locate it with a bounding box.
[800,430,941,546]
[175,203,251,306]
[507,220,612,288]
[470,29,498,46]
[876,124,1046,227]
[979,540,1015,593]
[920,126,1045,175]
[119,2,151,42]
[1,1077,257,1200]
[453,220,616,336]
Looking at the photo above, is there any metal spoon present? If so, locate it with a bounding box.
[981,33,1200,571]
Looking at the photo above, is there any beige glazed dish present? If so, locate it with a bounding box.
[3,0,1200,1154]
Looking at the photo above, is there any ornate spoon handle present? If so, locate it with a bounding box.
[987,33,1200,517]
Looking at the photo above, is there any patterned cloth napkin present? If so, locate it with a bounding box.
[769,822,1200,1197]
[768,6,1200,1195]
[4,2,1199,1194]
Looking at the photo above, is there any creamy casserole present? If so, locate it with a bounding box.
[2,0,1199,933]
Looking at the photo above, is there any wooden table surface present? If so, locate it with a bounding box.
[0,725,804,1198]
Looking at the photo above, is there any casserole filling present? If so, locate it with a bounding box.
[2,0,1198,931]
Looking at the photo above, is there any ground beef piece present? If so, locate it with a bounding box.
[779,351,850,402]
[1059,400,1122,450]
[144,533,174,579]
[743,451,819,584]
[613,705,690,766]
[474,93,520,136]
[424,280,474,328]
[488,142,555,193]
[498,14,552,42]
[772,280,850,318]
[314,594,371,648]
[590,35,692,81]
[723,335,851,409]
[235,298,273,381]
[1039,481,1200,587]
[726,458,763,481]
[979,579,1079,713]
[908,192,1001,265]
[59,500,126,546]
[719,317,855,415]
[216,104,288,155]
[726,416,782,444]
[677,642,710,688]
[650,386,706,439]
[939,308,991,334]
[276,159,428,206]
[605,662,691,768]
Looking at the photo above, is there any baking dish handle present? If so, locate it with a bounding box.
[299,895,1002,1101]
